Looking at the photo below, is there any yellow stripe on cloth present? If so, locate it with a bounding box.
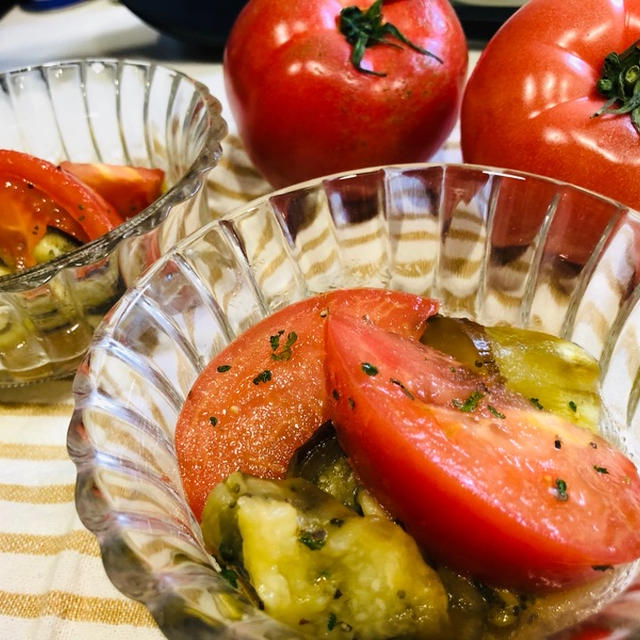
[0,482,74,504]
[0,530,100,556]
[0,443,69,460]
[0,591,156,627]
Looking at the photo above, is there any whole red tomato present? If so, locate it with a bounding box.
[224,0,468,188]
[461,0,640,212]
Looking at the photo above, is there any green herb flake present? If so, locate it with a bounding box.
[217,364,231,373]
[530,397,544,410]
[594,465,609,474]
[329,517,344,527]
[390,378,414,400]
[568,400,577,412]
[348,397,355,409]
[271,330,298,361]
[488,405,505,419]
[453,391,484,412]
[253,369,272,385]
[209,416,218,427]
[220,567,238,588]
[554,438,562,450]
[271,351,292,362]
[327,612,337,631]
[555,478,569,502]
[269,330,284,351]
[332,389,340,401]
[299,528,327,550]
[361,362,378,376]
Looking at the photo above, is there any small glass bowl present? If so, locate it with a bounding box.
[0,58,227,386]
[68,163,640,639]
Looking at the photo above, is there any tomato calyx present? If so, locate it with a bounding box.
[593,38,640,134]
[338,0,443,76]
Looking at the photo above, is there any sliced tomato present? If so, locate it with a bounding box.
[0,176,86,270]
[60,162,164,220]
[325,313,640,591]
[175,288,438,520]
[0,150,123,260]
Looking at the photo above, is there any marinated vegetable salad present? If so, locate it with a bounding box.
[174,289,640,639]
[0,149,164,274]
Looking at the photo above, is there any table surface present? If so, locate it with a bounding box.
[0,2,474,638]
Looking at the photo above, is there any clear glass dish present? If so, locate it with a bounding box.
[0,58,227,386]
[68,163,640,639]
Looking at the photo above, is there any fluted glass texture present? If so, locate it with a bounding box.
[0,59,226,385]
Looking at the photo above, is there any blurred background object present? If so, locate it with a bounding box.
[0,0,15,18]
[21,0,86,10]
[120,0,248,50]
[116,0,524,53]
[451,0,525,44]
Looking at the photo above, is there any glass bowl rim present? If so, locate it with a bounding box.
[132,160,640,267]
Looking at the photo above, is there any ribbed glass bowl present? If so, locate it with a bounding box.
[0,58,227,386]
[68,164,640,639]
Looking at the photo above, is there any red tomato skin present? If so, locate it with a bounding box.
[60,162,164,220]
[174,288,438,520]
[0,150,123,241]
[461,0,640,214]
[325,313,640,591]
[566,627,614,640]
[224,0,468,188]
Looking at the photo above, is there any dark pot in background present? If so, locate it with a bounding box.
[120,0,249,49]
[120,0,525,53]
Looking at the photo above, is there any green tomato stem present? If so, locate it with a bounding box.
[338,0,443,77]
[593,38,640,136]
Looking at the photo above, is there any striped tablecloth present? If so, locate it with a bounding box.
[0,382,161,639]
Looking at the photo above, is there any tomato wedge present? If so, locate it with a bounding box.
[0,150,123,268]
[175,288,438,520]
[325,313,640,591]
[60,162,164,219]
[0,175,87,270]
